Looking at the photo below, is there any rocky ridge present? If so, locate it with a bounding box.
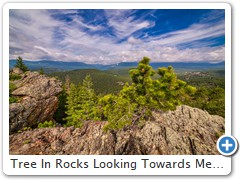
[9,68,62,134]
[9,105,224,155]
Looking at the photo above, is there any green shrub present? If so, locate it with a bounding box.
[38,120,56,128]
[17,127,32,133]
[23,140,31,144]
[9,83,19,103]
[10,73,22,81]
[9,83,17,93]
[23,127,32,131]
[9,96,19,103]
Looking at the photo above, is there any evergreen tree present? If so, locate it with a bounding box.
[65,83,80,127]
[153,66,197,110]
[100,57,196,131]
[129,56,155,96]
[78,75,99,120]
[65,75,99,127]
[14,56,29,72]
[39,68,44,75]
[99,86,136,131]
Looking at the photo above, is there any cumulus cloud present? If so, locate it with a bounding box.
[9,9,225,64]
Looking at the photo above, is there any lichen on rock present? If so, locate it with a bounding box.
[9,70,62,134]
[9,105,224,155]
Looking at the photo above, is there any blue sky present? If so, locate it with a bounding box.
[9,9,225,64]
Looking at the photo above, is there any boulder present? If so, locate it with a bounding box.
[9,105,225,155]
[9,71,62,133]
[12,67,23,75]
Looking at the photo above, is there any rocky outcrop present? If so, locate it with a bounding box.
[9,105,225,155]
[9,70,62,134]
[12,67,23,74]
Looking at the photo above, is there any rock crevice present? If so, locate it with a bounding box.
[10,105,224,155]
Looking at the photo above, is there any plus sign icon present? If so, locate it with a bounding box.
[217,135,238,156]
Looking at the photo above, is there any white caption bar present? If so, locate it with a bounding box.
[4,155,231,175]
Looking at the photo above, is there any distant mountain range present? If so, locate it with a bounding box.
[9,60,225,72]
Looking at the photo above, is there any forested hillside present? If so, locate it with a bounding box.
[50,69,131,95]
[49,68,224,94]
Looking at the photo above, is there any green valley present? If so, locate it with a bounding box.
[50,69,132,95]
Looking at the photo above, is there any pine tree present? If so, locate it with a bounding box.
[65,75,99,127]
[99,89,136,131]
[65,83,82,127]
[129,56,155,96]
[78,75,99,120]
[101,57,197,131]
[153,66,197,110]
[39,68,44,75]
[14,56,29,72]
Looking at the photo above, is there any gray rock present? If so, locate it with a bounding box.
[9,106,224,155]
[9,71,62,133]
[12,67,23,75]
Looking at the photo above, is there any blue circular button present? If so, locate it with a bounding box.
[217,135,238,156]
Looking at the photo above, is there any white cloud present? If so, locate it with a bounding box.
[72,17,103,31]
[9,9,62,60]
[9,10,225,64]
[127,36,143,44]
[104,10,155,39]
[148,22,225,46]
